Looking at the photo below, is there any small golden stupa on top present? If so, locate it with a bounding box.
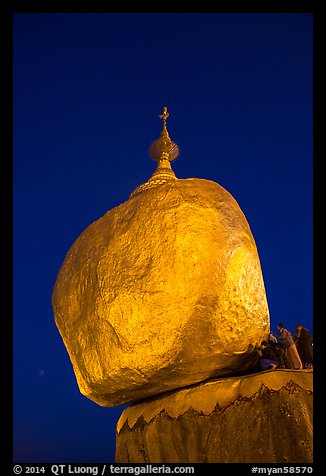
[130,106,179,197]
[52,107,270,407]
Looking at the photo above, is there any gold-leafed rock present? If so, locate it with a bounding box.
[52,107,270,407]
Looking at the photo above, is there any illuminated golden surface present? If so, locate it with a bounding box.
[52,177,270,406]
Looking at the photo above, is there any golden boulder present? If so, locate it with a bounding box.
[52,176,269,406]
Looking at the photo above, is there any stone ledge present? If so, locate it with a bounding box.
[117,369,313,432]
[116,369,313,463]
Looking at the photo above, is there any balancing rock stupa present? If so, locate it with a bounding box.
[52,107,270,407]
[52,108,313,463]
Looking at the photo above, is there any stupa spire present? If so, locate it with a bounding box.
[130,106,179,199]
[149,106,179,163]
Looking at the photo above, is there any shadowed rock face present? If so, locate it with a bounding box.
[52,178,269,407]
[116,369,313,463]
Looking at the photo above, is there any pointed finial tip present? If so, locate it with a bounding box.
[159,106,169,123]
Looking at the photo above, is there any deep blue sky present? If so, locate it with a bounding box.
[12,12,313,463]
